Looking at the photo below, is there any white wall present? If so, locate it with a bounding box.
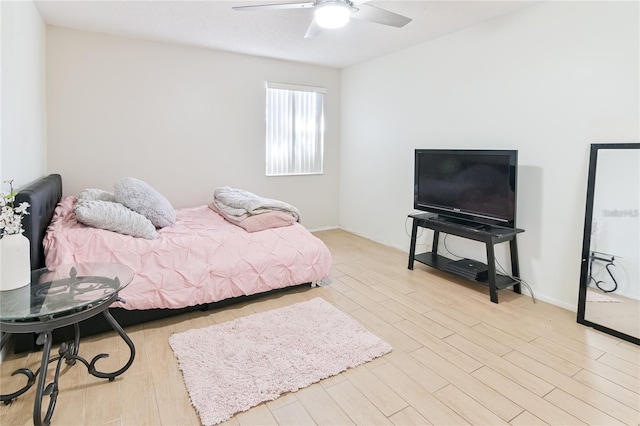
[340,2,639,309]
[0,0,47,361]
[46,27,341,230]
[0,0,47,189]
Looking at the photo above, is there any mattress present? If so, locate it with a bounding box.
[44,197,332,310]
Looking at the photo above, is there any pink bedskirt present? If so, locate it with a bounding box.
[44,197,332,310]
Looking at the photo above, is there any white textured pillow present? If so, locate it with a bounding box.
[114,178,176,228]
[78,188,117,203]
[75,199,158,239]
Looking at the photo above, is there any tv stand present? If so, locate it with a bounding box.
[407,213,524,303]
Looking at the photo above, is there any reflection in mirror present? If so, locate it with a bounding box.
[578,143,640,345]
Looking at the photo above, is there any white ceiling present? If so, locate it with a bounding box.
[34,0,536,69]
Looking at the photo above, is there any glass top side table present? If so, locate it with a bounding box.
[0,263,136,426]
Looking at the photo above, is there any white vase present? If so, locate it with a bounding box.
[0,233,31,291]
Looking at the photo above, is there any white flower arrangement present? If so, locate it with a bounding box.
[0,179,30,237]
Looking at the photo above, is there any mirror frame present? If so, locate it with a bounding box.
[577,142,640,345]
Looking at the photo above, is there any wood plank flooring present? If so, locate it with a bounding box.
[1,229,638,425]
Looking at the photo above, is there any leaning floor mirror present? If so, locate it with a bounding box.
[578,143,640,345]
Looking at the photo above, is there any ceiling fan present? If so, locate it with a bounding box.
[232,0,412,38]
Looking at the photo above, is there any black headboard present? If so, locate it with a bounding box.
[14,174,62,270]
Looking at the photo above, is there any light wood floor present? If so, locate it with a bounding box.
[1,229,639,425]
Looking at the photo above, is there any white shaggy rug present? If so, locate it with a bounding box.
[168,298,392,425]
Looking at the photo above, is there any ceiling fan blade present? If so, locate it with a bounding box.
[232,1,315,12]
[351,3,411,28]
[304,19,322,38]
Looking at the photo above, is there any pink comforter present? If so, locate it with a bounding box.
[44,197,332,310]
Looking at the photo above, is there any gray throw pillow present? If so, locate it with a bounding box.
[114,178,176,228]
[78,188,117,203]
[75,199,158,239]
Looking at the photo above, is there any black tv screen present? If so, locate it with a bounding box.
[414,149,518,227]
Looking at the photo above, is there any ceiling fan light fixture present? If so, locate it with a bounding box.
[314,1,351,29]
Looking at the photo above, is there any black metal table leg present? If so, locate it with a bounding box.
[509,238,521,294]
[432,230,440,255]
[86,310,135,380]
[45,312,136,384]
[408,218,419,270]
[103,309,136,377]
[0,367,36,403]
[33,331,55,426]
[486,242,499,304]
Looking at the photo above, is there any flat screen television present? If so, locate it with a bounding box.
[414,149,518,228]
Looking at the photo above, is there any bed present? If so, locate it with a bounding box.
[13,174,332,352]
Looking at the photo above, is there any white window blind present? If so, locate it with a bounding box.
[265,82,325,176]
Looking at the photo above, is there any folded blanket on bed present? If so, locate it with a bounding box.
[213,186,300,222]
[209,203,296,232]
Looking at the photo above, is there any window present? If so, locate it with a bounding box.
[265,82,325,176]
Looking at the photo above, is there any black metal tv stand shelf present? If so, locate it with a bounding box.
[407,213,525,303]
